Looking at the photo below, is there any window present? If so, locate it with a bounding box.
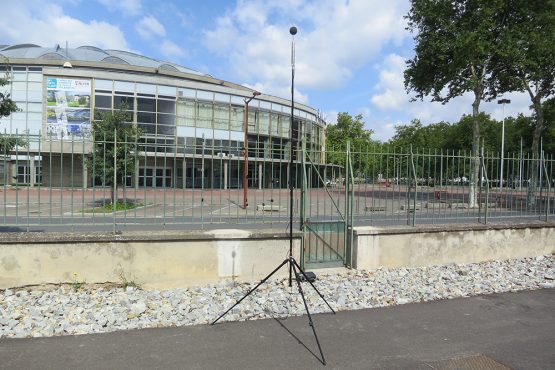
[258,111,269,135]
[157,99,175,114]
[270,113,279,136]
[114,95,133,110]
[247,110,256,132]
[213,104,229,130]
[230,106,244,132]
[197,102,212,129]
[94,95,112,109]
[94,79,113,91]
[137,97,156,113]
[17,163,40,184]
[176,99,195,127]
[139,168,172,187]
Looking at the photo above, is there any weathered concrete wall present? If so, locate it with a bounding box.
[353,222,555,270]
[2,222,553,290]
[0,230,301,289]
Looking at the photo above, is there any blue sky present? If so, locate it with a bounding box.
[2,0,533,140]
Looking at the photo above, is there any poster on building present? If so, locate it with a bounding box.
[46,77,91,140]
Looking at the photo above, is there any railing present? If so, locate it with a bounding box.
[0,133,553,232]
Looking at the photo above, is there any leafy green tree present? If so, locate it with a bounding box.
[541,97,555,157]
[391,119,454,150]
[325,112,377,176]
[404,0,506,206]
[0,73,18,118]
[86,105,140,205]
[492,0,555,158]
[0,62,25,153]
[490,0,555,202]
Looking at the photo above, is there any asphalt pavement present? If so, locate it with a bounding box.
[0,289,553,370]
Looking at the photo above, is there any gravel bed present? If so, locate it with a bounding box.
[1,255,553,339]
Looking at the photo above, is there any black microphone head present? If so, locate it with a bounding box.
[289,26,297,35]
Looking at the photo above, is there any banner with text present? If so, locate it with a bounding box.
[46,77,91,140]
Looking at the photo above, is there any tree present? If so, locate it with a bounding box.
[490,0,555,203]
[325,112,377,175]
[0,62,25,153]
[391,119,454,150]
[404,0,506,207]
[541,97,555,157]
[86,105,140,205]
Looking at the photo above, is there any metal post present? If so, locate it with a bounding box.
[519,136,523,191]
[243,100,249,208]
[113,128,117,233]
[243,91,260,209]
[498,99,510,190]
[289,26,297,287]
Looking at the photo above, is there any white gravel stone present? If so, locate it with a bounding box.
[0,254,553,338]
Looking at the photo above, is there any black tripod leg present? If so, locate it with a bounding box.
[292,258,336,314]
[212,258,289,325]
[291,262,327,365]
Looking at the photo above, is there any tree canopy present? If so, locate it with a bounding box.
[0,71,18,118]
[491,0,555,159]
[405,0,509,206]
[325,112,378,175]
[0,63,25,153]
[86,105,140,204]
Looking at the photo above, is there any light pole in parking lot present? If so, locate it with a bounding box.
[243,90,261,208]
[498,98,510,189]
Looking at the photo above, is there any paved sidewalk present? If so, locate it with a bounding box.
[0,289,553,370]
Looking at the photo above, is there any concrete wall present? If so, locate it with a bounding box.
[353,222,555,270]
[0,230,301,289]
[2,222,554,290]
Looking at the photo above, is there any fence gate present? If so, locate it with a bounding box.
[300,141,354,268]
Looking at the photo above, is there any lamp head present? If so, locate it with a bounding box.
[253,91,261,96]
[289,26,297,35]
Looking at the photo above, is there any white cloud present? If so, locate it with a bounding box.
[244,82,308,105]
[160,40,186,60]
[136,16,166,40]
[369,52,534,137]
[97,0,142,16]
[482,92,533,121]
[203,0,409,101]
[0,1,129,50]
[371,54,407,110]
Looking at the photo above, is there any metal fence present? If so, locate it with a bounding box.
[0,133,553,232]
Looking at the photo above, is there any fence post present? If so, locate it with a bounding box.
[113,128,117,234]
[541,151,551,222]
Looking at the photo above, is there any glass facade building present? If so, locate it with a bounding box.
[0,44,326,189]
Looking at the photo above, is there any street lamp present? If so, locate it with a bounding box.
[498,98,511,189]
[243,90,261,208]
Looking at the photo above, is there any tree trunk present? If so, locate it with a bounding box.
[469,91,482,208]
[527,95,544,206]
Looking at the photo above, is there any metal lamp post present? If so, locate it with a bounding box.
[243,91,261,208]
[498,98,511,189]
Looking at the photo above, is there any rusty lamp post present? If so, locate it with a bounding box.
[243,90,261,208]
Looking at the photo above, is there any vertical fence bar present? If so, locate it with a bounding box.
[26,131,30,231]
[37,133,42,227]
[70,134,74,231]
[113,129,117,233]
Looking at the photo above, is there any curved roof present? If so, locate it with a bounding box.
[0,44,208,77]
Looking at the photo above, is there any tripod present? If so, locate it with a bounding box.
[213,25,335,366]
[211,253,336,365]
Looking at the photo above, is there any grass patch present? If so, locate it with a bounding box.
[82,199,143,213]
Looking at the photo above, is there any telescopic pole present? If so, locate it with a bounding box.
[289,26,296,288]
